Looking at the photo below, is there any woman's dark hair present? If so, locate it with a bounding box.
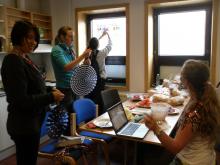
[55,26,72,45]
[11,20,40,50]
[88,37,99,50]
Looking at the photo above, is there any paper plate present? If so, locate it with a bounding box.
[93,118,112,128]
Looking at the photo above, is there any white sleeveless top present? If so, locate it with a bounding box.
[177,135,216,165]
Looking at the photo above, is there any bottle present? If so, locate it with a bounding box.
[156,74,160,86]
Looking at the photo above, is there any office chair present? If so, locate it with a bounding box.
[72,98,112,165]
[38,111,88,165]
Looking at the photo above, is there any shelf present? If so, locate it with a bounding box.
[1,6,52,51]
[0,35,6,39]
[7,14,30,20]
[33,18,51,23]
[38,26,51,30]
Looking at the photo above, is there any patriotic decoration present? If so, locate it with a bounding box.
[70,65,97,96]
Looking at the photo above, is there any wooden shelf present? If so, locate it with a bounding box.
[0,6,52,51]
[33,18,51,23]
[7,14,30,20]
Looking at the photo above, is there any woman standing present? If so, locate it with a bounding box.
[1,21,64,165]
[51,26,91,113]
[84,30,112,114]
[144,60,220,165]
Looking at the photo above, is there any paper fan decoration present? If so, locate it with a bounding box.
[70,65,97,96]
[46,105,69,139]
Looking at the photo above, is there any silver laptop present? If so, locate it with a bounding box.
[108,102,149,139]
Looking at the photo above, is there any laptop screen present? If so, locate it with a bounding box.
[108,102,128,132]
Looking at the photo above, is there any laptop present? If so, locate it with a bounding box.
[107,102,149,139]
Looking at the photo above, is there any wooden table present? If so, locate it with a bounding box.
[79,98,188,146]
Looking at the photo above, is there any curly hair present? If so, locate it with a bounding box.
[180,60,220,141]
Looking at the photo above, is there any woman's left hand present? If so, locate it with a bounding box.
[83,58,91,65]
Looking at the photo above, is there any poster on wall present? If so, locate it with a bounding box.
[91,17,126,56]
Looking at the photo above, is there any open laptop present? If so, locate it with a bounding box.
[107,102,149,139]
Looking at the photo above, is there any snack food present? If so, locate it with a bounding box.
[136,98,151,108]
[152,94,169,103]
[171,88,181,97]
[168,96,184,106]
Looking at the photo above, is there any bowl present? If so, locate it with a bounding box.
[151,103,169,121]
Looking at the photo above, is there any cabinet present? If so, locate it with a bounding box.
[0,5,52,51]
[5,7,31,50]
[0,96,14,151]
[0,4,6,52]
[32,13,52,43]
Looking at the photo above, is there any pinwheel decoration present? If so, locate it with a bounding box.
[70,65,97,96]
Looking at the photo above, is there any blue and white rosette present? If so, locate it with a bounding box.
[46,105,69,139]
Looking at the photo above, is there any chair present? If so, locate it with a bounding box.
[38,111,88,165]
[101,89,121,113]
[72,98,112,165]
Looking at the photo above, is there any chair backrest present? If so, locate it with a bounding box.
[73,98,96,126]
[101,89,121,112]
[40,111,51,137]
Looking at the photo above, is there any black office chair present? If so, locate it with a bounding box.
[101,89,121,113]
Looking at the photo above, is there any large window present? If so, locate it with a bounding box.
[153,4,212,80]
[87,12,126,86]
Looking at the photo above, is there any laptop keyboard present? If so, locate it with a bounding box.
[121,123,140,135]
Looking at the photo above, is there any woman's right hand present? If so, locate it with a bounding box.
[52,89,65,103]
[83,49,92,59]
[144,115,158,131]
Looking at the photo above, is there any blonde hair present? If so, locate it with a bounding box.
[181,60,220,140]
[55,26,72,45]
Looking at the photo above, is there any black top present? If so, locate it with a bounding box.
[1,54,54,135]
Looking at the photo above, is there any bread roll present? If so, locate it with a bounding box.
[168,96,184,106]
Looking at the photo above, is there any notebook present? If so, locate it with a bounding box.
[107,102,149,139]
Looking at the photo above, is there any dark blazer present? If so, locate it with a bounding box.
[1,54,54,135]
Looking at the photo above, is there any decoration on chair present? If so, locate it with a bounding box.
[46,104,69,139]
[70,65,97,96]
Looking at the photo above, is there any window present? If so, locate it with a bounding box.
[87,12,126,86]
[153,4,212,80]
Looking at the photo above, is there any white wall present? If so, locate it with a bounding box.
[1,0,16,6]
[50,0,73,43]
[43,0,220,91]
[50,0,146,92]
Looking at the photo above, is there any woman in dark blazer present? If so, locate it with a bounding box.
[1,21,64,165]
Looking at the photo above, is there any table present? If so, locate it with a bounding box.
[79,98,188,145]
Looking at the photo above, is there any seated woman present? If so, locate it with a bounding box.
[144,59,220,165]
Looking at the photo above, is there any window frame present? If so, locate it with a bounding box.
[86,12,127,85]
[153,3,212,79]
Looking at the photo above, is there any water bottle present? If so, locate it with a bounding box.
[156,74,160,86]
